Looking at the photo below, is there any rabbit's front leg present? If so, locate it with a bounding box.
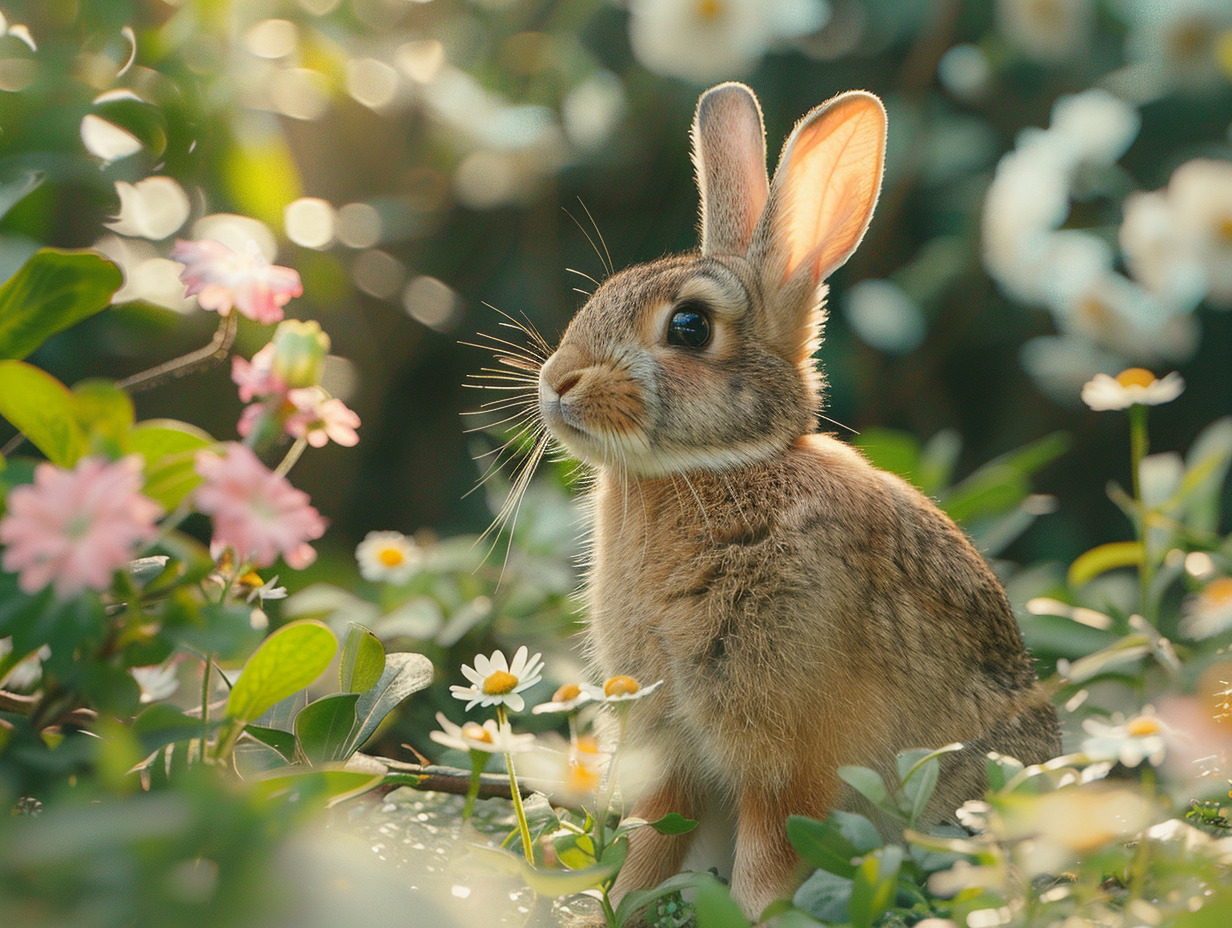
[609,772,701,912]
[729,773,832,920]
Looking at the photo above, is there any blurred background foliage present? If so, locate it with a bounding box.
[3,0,1229,579]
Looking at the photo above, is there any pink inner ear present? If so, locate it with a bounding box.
[779,95,885,285]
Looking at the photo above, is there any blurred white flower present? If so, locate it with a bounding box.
[429,712,536,755]
[1080,368,1185,411]
[1120,188,1210,312]
[1019,336,1123,405]
[562,71,626,150]
[997,0,1094,63]
[1116,0,1232,95]
[1081,709,1170,767]
[937,44,992,101]
[627,0,829,83]
[1049,89,1141,165]
[1002,784,1155,875]
[131,659,182,704]
[843,278,926,354]
[1181,577,1232,639]
[1162,159,1232,307]
[355,530,421,584]
[1054,270,1198,363]
[105,177,191,240]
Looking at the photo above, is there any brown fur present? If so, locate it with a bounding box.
[530,83,1060,920]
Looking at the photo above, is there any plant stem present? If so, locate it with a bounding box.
[463,750,486,819]
[1128,403,1154,621]
[117,314,238,393]
[199,655,213,766]
[594,711,627,852]
[274,436,308,478]
[498,705,535,865]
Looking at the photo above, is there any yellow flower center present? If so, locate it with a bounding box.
[377,546,406,567]
[1203,576,1232,605]
[1126,716,1161,737]
[574,733,600,756]
[482,669,519,695]
[1218,215,1232,243]
[553,682,581,702]
[1115,368,1157,389]
[462,721,492,743]
[604,675,639,697]
[695,0,724,22]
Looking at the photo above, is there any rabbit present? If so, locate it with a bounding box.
[530,82,1061,920]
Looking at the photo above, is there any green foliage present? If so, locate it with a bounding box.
[0,249,121,361]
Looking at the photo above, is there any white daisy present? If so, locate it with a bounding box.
[355,530,421,584]
[580,675,665,705]
[531,681,595,715]
[1081,709,1170,767]
[450,646,545,712]
[1080,368,1185,411]
[429,712,536,755]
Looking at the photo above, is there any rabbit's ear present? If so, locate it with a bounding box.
[754,91,886,289]
[693,82,769,257]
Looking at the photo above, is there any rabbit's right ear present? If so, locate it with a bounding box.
[693,82,769,258]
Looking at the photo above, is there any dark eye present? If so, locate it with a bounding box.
[666,302,712,349]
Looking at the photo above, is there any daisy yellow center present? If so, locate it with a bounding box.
[462,721,492,743]
[604,675,639,697]
[482,669,519,695]
[1203,576,1232,605]
[1126,716,1161,737]
[575,733,599,756]
[377,546,406,567]
[695,0,724,22]
[553,682,581,702]
[1115,368,1157,389]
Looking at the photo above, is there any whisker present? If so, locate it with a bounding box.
[566,266,600,289]
[577,197,614,277]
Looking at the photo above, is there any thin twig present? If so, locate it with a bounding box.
[116,313,239,393]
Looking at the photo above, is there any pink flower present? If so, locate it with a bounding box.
[193,443,327,569]
[171,239,302,325]
[231,343,284,403]
[0,456,163,599]
[285,388,361,448]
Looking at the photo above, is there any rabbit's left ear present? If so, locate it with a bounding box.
[753,91,886,288]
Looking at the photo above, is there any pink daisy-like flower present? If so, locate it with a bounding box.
[193,443,327,570]
[0,455,163,599]
[231,343,284,404]
[285,388,361,448]
[171,239,303,325]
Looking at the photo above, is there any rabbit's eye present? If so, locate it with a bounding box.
[666,303,712,349]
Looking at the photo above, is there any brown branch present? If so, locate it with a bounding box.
[0,689,97,728]
[367,755,534,801]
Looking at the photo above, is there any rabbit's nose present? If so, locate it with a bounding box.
[553,370,583,397]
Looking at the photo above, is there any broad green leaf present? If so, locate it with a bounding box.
[0,169,43,223]
[552,831,597,870]
[225,620,337,724]
[0,249,122,360]
[0,361,85,466]
[837,764,890,809]
[295,692,360,764]
[786,815,859,877]
[127,420,214,509]
[647,812,700,835]
[253,767,383,809]
[1067,541,1144,588]
[340,623,385,694]
[943,465,1028,525]
[693,877,753,928]
[849,845,903,928]
[245,724,297,762]
[826,810,884,855]
[346,651,433,754]
[1058,633,1151,684]
[131,704,211,755]
[467,842,623,897]
[918,428,961,495]
[793,867,855,923]
[71,379,134,455]
[902,756,939,824]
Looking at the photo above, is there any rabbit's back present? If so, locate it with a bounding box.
[587,433,1059,813]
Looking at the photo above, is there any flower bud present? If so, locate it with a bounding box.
[270,319,330,388]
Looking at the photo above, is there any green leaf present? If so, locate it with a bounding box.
[340,623,385,694]
[0,361,85,466]
[1067,541,1144,588]
[245,724,297,762]
[854,429,920,483]
[224,620,337,724]
[837,764,890,809]
[793,867,855,923]
[295,693,360,764]
[467,842,624,897]
[693,877,753,928]
[616,871,719,927]
[647,812,700,835]
[346,651,433,754]
[130,704,211,756]
[552,831,597,870]
[253,767,383,810]
[0,169,44,223]
[918,428,961,495]
[127,420,214,509]
[849,845,903,928]
[0,248,122,360]
[786,815,860,877]
[71,379,134,455]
